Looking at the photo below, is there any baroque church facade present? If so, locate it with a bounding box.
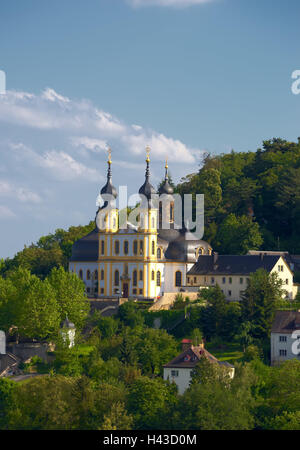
[69,149,212,299]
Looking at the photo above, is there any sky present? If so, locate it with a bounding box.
[0,0,299,258]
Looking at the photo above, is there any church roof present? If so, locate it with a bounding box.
[69,229,99,262]
[188,254,282,276]
[164,227,212,262]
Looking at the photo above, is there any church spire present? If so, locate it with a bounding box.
[139,146,156,201]
[100,147,117,201]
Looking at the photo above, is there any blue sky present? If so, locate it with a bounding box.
[0,0,299,257]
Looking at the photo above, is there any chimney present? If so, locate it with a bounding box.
[181,339,192,352]
[213,252,218,264]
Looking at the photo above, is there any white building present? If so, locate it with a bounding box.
[69,149,212,300]
[163,340,235,395]
[187,252,296,302]
[271,310,300,365]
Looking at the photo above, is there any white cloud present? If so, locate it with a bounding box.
[127,0,213,8]
[0,205,16,219]
[0,180,41,203]
[39,150,100,181]
[71,136,108,152]
[122,132,198,163]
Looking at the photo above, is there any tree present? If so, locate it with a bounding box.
[136,328,178,375]
[199,285,227,339]
[240,269,284,340]
[190,357,231,387]
[117,302,144,328]
[2,268,61,339]
[127,377,178,429]
[101,402,133,430]
[47,266,90,329]
[0,378,16,429]
[216,213,263,255]
[175,379,254,430]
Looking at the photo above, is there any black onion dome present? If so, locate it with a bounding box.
[159,161,174,195]
[61,316,75,329]
[164,226,212,262]
[100,159,117,199]
[139,155,156,201]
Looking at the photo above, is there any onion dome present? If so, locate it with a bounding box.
[61,316,75,329]
[100,148,117,201]
[158,160,174,195]
[164,225,212,262]
[138,146,156,202]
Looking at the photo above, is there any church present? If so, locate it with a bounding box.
[69,148,212,300]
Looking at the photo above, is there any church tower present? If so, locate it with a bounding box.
[138,147,159,297]
[96,148,118,234]
[158,159,175,230]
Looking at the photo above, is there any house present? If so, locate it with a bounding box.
[270,310,300,365]
[186,252,296,302]
[163,339,235,394]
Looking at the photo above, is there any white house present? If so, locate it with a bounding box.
[271,310,300,365]
[163,339,235,395]
[187,252,296,302]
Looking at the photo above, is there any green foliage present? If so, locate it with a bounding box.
[118,301,144,328]
[127,376,178,429]
[0,378,16,429]
[241,269,284,340]
[216,213,263,254]
[177,138,300,254]
[47,266,90,329]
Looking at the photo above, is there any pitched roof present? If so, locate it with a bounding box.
[271,310,300,334]
[187,254,282,276]
[163,345,234,369]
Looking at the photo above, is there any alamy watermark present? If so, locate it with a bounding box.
[291,330,300,355]
[291,70,300,95]
[0,70,6,94]
[96,188,204,240]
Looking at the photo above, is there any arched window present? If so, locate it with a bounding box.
[113,217,116,228]
[157,248,162,259]
[101,269,104,280]
[86,270,91,280]
[115,240,120,255]
[114,270,119,286]
[133,270,137,286]
[157,271,161,286]
[139,240,144,255]
[151,270,155,281]
[139,270,143,281]
[101,240,105,255]
[152,240,155,256]
[133,240,138,255]
[175,271,182,287]
[94,270,98,280]
[79,269,83,280]
[124,240,129,255]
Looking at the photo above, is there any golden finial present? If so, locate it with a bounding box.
[107,147,112,165]
[165,158,168,170]
[146,145,151,163]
